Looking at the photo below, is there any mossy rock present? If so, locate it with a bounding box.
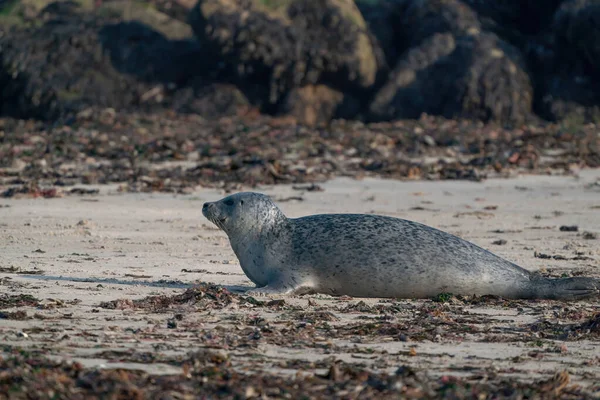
[554,0,600,73]
[462,0,563,45]
[189,0,385,104]
[278,84,360,127]
[529,0,600,123]
[98,0,193,40]
[0,0,93,27]
[534,73,600,124]
[0,0,192,39]
[0,13,147,120]
[392,0,481,50]
[0,9,211,120]
[173,82,252,119]
[370,32,533,126]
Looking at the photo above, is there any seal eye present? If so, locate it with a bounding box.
[224,199,234,206]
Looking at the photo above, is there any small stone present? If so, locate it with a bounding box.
[76,108,94,119]
[245,386,258,398]
[559,225,578,232]
[11,158,27,172]
[422,135,436,146]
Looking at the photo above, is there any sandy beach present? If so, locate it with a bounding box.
[1,170,599,395]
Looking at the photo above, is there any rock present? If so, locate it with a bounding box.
[189,0,384,106]
[288,0,386,89]
[356,0,400,67]
[278,85,360,127]
[531,0,600,122]
[173,82,251,119]
[0,13,140,120]
[535,73,600,123]
[10,158,27,172]
[369,33,456,121]
[0,3,214,120]
[553,0,600,73]
[393,0,481,49]
[462,0,563,45]
[369,32,533,125]
[0,0,194,37]
[0,0,90,27]
[98,20,214,85]
[96,0,193,40]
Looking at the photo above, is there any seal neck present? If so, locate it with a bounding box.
[256,205,289,236]
[225,201,288,239]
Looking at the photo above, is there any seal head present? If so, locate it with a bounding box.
[202,192,285,237]
[203,193,292,290]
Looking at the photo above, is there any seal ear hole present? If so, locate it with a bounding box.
[240,200,244,205]
[224,199,234,206]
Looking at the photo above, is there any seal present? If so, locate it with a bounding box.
[202,192,600,299]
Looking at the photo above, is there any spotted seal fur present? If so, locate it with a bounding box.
[202,192,599,299]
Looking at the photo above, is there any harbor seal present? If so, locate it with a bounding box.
[202,192,600,299]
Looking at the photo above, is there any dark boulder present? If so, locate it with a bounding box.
[98,21,215,86]
[553,0,600,74]
[369,32,533,125]
[532,0,600,122]
[356,0,402,67]
[535,73,600,123]
[393,0,481,50]
[188,0,385,106]
[173,82,252,119]
[0,2,225,121]
[369,33,456,121]
[278,84,361,127]
[0,15,148,120]
[462,0,563,46]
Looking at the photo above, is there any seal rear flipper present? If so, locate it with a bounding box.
[530,277,600,300]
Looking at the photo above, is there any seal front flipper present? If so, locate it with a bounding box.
[245,277,314,297]
[245,284,292,297]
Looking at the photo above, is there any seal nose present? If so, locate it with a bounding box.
[202,202,210,210]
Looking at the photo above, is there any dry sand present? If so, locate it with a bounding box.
[1,170,599,390]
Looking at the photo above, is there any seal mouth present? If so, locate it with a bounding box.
[202,201,232,233]
[206,214,227,231]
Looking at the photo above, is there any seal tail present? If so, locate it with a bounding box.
[529,276,600,300]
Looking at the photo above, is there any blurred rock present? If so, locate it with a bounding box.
[173,82,251,118]
[535,73,600,123]
[0,2,219,120]
[554,0,600,73]
[532,0,600,122]
[1,0,600,126]
[0,0,91,27]
[279,85,360,127]
[189,0,385,107]
[355,0,401,70]
[393,0,481,49]
[0,13,143,120]
[97,0,194,39]
[369,33,456,121]
[370,32,533,125]
[463,0,563,46]
[98,20,212,85]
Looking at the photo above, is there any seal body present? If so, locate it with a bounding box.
[202,192,599,299]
